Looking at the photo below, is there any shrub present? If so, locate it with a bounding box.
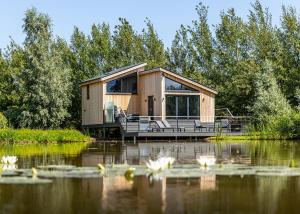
[0,113,8,129]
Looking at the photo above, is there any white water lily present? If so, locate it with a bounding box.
[1,156,18,165]
[196,155,216,167]
[146,157,175,171]
[2,164,17,171]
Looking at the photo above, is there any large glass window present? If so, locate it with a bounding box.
[165,78,197,92]
[166,95,200,119]
[106,73,137,94]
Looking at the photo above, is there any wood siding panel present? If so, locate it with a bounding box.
[102,82,139,114]
[81,82,103,125]
[139,72,163,116]
[200,90,215,122]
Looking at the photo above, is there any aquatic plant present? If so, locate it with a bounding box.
[145,157,175,171]
[1,156,18,164]
[124,167,136,182]
[97,164,105,172]
[289,160,298,168]
[32,167,38,178]
[196,155,216,168]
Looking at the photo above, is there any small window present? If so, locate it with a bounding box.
[87,85,90,100]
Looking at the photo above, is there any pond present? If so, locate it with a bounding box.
[1,140,300,214]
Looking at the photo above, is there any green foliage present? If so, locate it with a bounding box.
[7,8,72,129]
[0,2,300,134]
[251,61,292,124]
[0,112,8,128]
[0,129,89,143]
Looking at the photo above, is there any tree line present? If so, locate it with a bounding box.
[0,1,299,133]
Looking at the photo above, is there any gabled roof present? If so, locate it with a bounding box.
[80,62,146,85]
[79,62,217,94]
[140,67,218,94]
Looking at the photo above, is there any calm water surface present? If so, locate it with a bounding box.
[1,140,300,214]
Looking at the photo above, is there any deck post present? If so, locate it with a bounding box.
[122,134,125,145]
[103,128,106,139]
[133,136,136,144]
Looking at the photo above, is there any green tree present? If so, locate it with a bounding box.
[278,6,300,107]
[111,18,145,67]
[90,23,112,72]
[13,8,72,128]
[213,8,253,115]
[142,18,166,68]
[167,25,196,76]
[189,3,214,83]
[251,61,292,125]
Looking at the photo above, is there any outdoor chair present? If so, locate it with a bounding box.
[220,119,231,132]
[194,120,205,132]
[162,120,185,132]
[194,120,215,132]
[151,120,175,132]
[138,116,151,132]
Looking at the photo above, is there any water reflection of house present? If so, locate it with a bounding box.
[79,142,252,167]
[98,174,218,213]
[200,176,216,191]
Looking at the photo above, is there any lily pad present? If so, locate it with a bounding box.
[0,177,52,184]
[37,165,76,171]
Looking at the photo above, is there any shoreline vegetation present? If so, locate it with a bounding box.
[210,132,300,142]
[0,129,90,143]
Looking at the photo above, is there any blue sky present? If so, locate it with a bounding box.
[0,0,299,49]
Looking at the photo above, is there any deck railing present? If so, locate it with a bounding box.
[118,114,251,134]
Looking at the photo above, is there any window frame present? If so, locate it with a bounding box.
[86,85,90,100]
[106,73,138,95]
[165,77,198,92]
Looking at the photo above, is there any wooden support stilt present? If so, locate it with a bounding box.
[122,134,125,145]
[133,136,136,144]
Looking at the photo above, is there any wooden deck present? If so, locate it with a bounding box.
[120,119,247,138]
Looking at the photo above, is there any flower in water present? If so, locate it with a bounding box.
[1,156,18,165]
[196,155,216,168]
[146,159,162,171]
[146,157,175,171]
[2,164,17,171]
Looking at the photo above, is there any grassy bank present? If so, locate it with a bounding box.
[209,132,299,142]
[0,129,90,143]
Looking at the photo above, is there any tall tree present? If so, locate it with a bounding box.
[90,23,112,72]
[13,8,72,128]
[278,6,300,107]
[213,8,254,114]
[111,18,145,67]
[167,25,196,76]
[189,3,214,83]
[251,61,292,125]
[0,42,25,124]
[142,19,166,68]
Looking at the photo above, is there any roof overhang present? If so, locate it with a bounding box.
[80,63,147,86]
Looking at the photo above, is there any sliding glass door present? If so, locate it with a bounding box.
[166,95,200,119]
